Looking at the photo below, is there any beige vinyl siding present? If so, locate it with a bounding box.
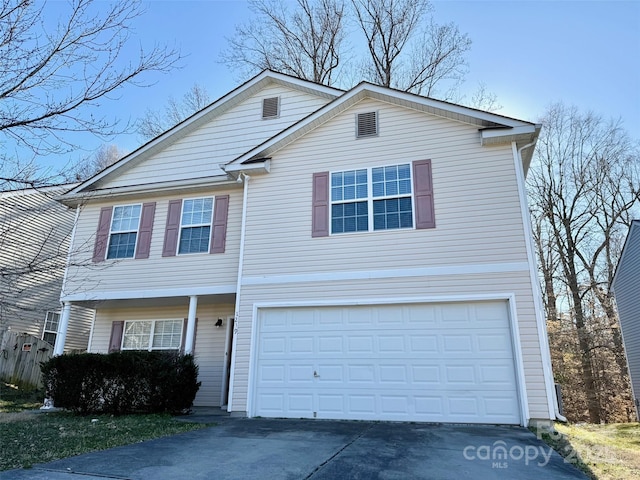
[63,305,94,351]
[0,186,91,352]
[229,98,548,420]
[64,188,241,298]
[242,98,528,277]
[102,85,331,189]
[90,303,234,407]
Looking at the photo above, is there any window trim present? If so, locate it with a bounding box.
[330,163,415,235]
[106,203,143,260]
[177,196,214,255]
[42,310,60,346]
[121,319,184,351]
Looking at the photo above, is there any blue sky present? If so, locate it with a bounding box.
[40,0,640,169]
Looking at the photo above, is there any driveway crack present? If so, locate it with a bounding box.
[304,423,374,479]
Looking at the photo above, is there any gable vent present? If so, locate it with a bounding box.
[356,111,378,138]
[262,97,280,119]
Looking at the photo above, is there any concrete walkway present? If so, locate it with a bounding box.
[1,411,588,479]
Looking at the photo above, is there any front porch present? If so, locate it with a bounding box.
[55,293,236,408]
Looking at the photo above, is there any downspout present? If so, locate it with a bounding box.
[56,203,82,353]
[514,141,567,424]
[60,204,81,305]
[227,172,250,413]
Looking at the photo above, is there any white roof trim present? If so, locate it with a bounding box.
[481,125,538,143]
[223,159,271,175]
[0,183,78,199]
[64,70,342,196]
[59,175,238,206]
[227,82,538,167]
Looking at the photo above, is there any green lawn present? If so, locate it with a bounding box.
[0,382,210,471]
[0,383,42,413]
[538,422,640,480]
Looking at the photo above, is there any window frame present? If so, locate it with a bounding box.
[177,196,214,255]
[106,203,143,260]
[330,163,415,235]
[121,319,184,351]
[42,311,60,346]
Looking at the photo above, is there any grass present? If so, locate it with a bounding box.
[0,383,43,413]
[536,422,640,480]
[0,382,211,471]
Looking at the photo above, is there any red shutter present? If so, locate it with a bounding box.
[312,172,330,237]
[135,202,156,259]
[162,199,183,257]
[92,207,113,262]
[413,160,436,229]
[108,321,124,353]
[210,195,229,254]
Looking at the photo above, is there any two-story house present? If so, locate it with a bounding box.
[57,70,560,427]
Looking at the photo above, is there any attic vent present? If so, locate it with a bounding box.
[262,97,280,119]
[356,111,378,138]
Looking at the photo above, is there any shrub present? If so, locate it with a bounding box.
[40,351,201,415]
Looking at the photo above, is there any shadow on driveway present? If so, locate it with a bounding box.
[0,418,587,479]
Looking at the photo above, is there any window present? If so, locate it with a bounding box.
[107,204,142,259]
[178,197,213,254]
[331,163,413,234]
[42,311,60,346]
[122,319,183,351]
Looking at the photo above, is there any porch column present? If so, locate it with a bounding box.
[184,296,198,355]
[53,302,72,356]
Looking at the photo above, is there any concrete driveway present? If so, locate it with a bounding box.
[1,416,587,479]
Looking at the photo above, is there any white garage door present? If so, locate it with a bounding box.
[252,301,521,424]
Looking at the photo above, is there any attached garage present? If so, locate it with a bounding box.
[251,301,522,424]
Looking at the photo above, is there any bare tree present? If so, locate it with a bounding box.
[66,144,125,182]
[467,82,502,112]
[221,0,470,96]
[528,103,640,423]
[0,0,179,169]
[137,84,211,140]
[351,0,470,95]
[0,0,179,348]
[220,0,346,85]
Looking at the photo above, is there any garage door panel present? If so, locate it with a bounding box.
[254,302,520,424]
[379,365,408,383]
[290,336,314,353]
[345,307,377,325]
[318,336,342,352]
[258,364,286,383]
[409,335,438,352]
[289,394,313,414]
[261,337,286,354]
[318,365,344,382]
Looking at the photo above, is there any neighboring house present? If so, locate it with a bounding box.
[0,185,94,352]
[57,70,560,427]
[612,219,640,420]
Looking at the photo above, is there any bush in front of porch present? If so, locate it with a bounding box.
[41,351,201,415]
